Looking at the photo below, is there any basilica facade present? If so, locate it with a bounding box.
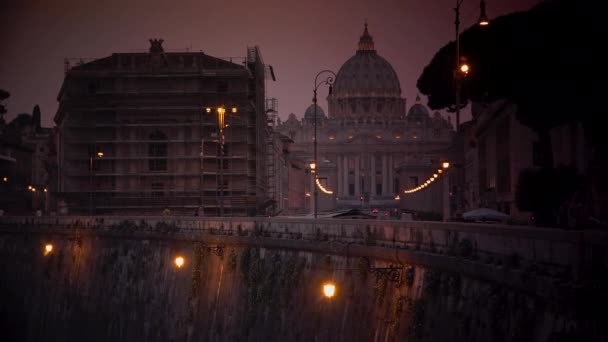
[276,25,454,214]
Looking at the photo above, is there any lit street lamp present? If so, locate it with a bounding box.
[322,282,336,298]
[205,106,238,216]
[454,0,490,131]
[312,70,336,219]
[442,160,451,222]
[174,256,185,268]
[89,147,103,215]
[44,243,53,256]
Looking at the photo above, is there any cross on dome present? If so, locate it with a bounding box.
[358,22,375,53]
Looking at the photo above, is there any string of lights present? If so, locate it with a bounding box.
[315,178,333,195]
[402,162,449,195]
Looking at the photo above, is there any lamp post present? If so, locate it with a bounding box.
[312,70,336,219]
[454,0,489,131]
[205,106,237,217]
[89,149,103,215]
[441,161,451,221]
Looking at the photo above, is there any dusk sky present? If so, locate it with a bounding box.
[1,0,540,127]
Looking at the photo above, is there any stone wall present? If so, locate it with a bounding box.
[1,217,606,341]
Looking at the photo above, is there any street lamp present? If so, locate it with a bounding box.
[454,0,490,131]
[205,106,237,216]
[312,70,336,219]
[174,256,185,268]
[44,243,54,256]
[322,282,336,298]
[89,147,103,215]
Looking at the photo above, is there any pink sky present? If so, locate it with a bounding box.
[0,0,541,127]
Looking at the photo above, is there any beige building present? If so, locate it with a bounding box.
[55,40,271,215]
[276,25,453,215]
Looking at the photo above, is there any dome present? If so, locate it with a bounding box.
[332,24,401,98]
[304,104,326,121]
[407,96,430,119]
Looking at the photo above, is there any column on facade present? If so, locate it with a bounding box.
[343,155,349,196]
[382,154,388,196]
[336,155,342,197]
[355,154,361,196]
[388,154,394,195]
[370,154,376,197]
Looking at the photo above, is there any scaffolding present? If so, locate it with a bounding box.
[56,45,269,216]
[265,98,279,214]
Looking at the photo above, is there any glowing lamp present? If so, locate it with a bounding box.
[442,162,450,169]
[44,244,53,256]
[479,0,490,26]
[323,282,336,298]
[174,256,185,268]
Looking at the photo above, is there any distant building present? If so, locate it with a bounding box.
[0,110,53,214]
[467,99,602,223]
[55,40,271,215]
[276,24,453,215]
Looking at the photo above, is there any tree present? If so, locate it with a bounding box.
[0,89,9,131]
[417,0,606,166]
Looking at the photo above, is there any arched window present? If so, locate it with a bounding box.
[149,131,168,171]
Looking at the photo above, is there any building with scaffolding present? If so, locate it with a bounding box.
[54,39,274,215]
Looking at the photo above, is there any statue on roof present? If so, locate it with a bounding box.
[149,39,164,54]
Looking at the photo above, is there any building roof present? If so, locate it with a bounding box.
[332,24,401,99]
[67,39,245,73]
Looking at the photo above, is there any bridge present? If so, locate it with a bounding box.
[1,216,606,341]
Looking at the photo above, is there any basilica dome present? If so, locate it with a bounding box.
[304,103,326,122]
[407,96,430,120]
[332,24,401,98]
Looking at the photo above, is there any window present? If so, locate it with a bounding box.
[349,183,355,196]
[376,184,382,195]
[149,131,168,171]
[394,178,399,195]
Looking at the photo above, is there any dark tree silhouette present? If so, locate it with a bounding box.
[0,89,9,130]
[417,0,606,165]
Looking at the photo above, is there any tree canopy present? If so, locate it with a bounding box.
[0,89,9,116]
[417,0,605,151]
